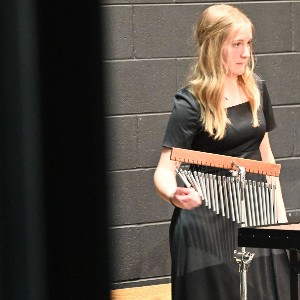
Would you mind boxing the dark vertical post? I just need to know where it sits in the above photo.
[289,249,300,300]
[0,1,47,299]
[37,0,110,299]
[0,0,110,299]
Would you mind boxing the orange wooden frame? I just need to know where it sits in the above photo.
[170,147,281,177]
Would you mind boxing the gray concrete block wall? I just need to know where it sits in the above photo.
[102,1,300,289]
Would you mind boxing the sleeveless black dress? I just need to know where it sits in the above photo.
[162,77,290,300]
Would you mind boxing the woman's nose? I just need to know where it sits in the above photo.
[241,45,250,58]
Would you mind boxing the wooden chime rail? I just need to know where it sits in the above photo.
[170,147,281,177]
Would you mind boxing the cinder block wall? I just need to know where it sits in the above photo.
[102,0,300,290]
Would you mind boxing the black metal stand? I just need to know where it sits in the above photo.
[238,222,300,300]
[234,250,255,300]
[233,166,255,300]
[290,249,300,300]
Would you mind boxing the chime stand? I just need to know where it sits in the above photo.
[232,165,255,300]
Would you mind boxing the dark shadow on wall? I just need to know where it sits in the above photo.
[0,1,110,299]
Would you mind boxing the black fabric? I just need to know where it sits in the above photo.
[163,76,290,300]
[162,77,276,156]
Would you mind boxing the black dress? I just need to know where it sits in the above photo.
[162,76,290,300]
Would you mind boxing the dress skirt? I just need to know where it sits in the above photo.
[170,205,290,300]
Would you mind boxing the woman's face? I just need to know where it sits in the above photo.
[222,23,253,78]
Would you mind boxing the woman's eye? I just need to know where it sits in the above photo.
[233,41,252,48]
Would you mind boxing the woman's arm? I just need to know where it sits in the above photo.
[259,133,288,223]
[153,147,202,210]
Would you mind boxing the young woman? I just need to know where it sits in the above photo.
[154,4,290,300]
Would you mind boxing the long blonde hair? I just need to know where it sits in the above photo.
[188,4,260,140]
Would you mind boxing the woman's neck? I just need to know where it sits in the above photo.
[223,76,247,108]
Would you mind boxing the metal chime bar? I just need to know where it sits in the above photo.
[176,169,277,227]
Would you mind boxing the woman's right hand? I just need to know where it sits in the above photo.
[154,148,203,210]
[170,187,202,210]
